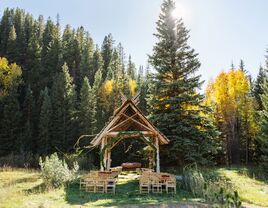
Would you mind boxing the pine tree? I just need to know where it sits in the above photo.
[26,22,42,97]
[0,86,21,156]
[254,66,267,111]
[101,34,114,80]
[38,87,52,155]
[51,63,77,152]
[40,18,61,89]
[80,32,94,81]
[147,0,218,165]
[91,46,103,85]
[21,85,35,153]
[79,77,96,135]
[127,55,136,80]
[93,68,104,131]
[257,80,268,174]
[6,25,17,62]
[0,8,14,55]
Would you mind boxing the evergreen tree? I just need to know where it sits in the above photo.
[101,34,114,80]
[26,22,42,97]
[62,25,79,80]
[254,66,267,111]
[51,63,77,152]
[79,77,97,135]
[0,86,21,156]
[21,85,35,153]
[6,25,17,62]
[0,8,14,55]
[127,55,136,80]
[147,0,218,165]
[40,18,61,89]
[91,46,103,85]
[80,32,94,81]
[239,59,245,72]
[38,87,52,155]
[257,80,268,174]
[93,68,104,131]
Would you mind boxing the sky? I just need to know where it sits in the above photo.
[1,0,268,87]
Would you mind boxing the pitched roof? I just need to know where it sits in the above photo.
[90,99,169,146]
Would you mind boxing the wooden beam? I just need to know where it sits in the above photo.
[132,91,140,105]
[106,131,154,137]
[121,113,153,132]
[120,91,127,103]
[128,103,168,144]
[108,113,137,132]
[91,103,131,146]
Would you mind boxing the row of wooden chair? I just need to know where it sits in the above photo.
[139,172,176,194]
[80,178,117,193]
[80,171,119,194]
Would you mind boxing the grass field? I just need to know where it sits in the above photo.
[0,167,267,208]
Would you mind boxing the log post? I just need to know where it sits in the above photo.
[100,137,105,171]
[155,137,160,173]
[107,149,111,170]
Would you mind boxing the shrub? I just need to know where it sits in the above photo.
[39,153,79,188]
[182,163,205,197]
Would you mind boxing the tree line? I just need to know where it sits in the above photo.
[0,1,268,172]
[0,8,148,166]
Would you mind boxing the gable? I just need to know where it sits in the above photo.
[90,100,169,146]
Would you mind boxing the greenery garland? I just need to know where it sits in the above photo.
[99,131,157,169]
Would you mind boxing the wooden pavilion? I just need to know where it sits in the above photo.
[90,93,169,173]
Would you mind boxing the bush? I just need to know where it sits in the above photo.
[39,153,79,188]
[182,163,205,197]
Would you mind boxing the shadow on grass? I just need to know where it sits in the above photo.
[64,179,193,207]
[24,182,47,194]
[2,175,39,188]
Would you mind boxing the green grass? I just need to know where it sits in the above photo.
[0,168,196,208]
[0,167,267,207]
[215,168,268,207]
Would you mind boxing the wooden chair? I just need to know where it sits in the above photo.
[151,176,163,193]
[85,178,96,193]
[106,178,116,194]
[166,177,176,194]
[95,179,105,193]
[80,178,87,191]
[139,178,150,193]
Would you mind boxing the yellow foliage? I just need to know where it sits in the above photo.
[205,69,257,136]
[102,80,114,95]
[0,57,22,96]
[129,79,137,96]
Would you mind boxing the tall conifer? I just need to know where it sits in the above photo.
[148,0,218,165]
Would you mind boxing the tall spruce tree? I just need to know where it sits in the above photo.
[257,80,268,174]
[6,25,17,62]
[80,32,94,81]
[51,63,77,152]
[38,87,52,155]
[101,34,114,80]
[148,0,218,165]
[79,77,96,135]
[21,85,35,153]
[254,66,267,111]
[40,18,61,89]
[91,46,103,85]
[0,86,21,156]
[127,55,136,80]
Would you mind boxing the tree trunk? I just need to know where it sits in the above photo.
[230,117,240,165]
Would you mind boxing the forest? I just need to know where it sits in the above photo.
[0,1,268,207]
